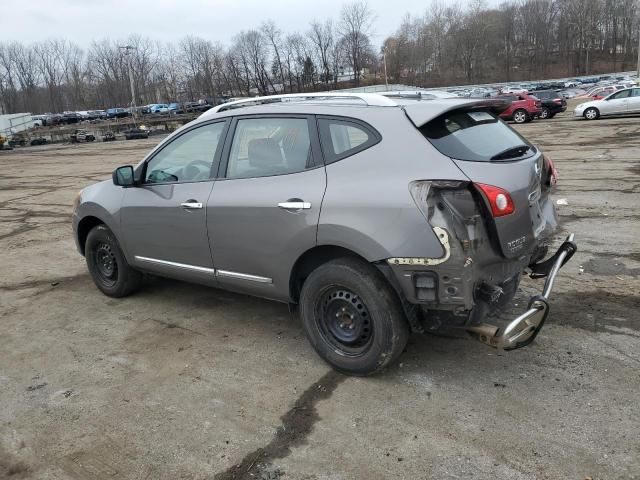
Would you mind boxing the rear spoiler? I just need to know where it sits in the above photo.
[402,99,511,128]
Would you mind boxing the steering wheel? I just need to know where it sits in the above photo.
[182,160,212,181]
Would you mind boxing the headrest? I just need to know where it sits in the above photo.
[248,138,281,169]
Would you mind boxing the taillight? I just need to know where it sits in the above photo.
[553,98,562,104]
[475,183,515,217]
[543,154,558,186]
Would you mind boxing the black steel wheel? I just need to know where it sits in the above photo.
[315,287,374,357]
[93,241,118,287]
[300,257,409,376]
[85,225,142,297]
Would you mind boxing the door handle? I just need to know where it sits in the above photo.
[180,201,203,209]
[278,201,311,210]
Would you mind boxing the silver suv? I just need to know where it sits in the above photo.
[72,93,576,375]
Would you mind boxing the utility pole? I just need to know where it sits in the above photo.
[383,46,389,91]
[637,23,640,80]
[119,45,137,121]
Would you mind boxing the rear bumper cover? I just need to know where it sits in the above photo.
[466,233,577,350]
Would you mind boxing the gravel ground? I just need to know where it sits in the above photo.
[1,113,638,480]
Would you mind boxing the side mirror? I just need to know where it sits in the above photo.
[112,165,135,187]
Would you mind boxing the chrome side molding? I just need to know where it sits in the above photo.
[216,269,273,284]
[134,256,272,284]
[135,256,216,274]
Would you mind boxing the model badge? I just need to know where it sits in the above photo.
[507,236,526,251]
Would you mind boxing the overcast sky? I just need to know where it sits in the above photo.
[4,0,495,47]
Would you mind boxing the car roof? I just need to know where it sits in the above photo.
[193,94,509,129]
[198,92,504,126]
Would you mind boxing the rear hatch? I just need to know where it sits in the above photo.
[404,103,550,259]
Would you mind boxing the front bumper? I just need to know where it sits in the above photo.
[466,233,577,350]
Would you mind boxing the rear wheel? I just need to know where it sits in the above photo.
[584,107,599,120]
[513,109,528,124]
[299,258,409,376]
[85,225,142,297]
[540,107,550,119]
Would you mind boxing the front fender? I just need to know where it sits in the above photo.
[73,181,128,258]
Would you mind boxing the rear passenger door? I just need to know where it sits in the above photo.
[206,115,325,301]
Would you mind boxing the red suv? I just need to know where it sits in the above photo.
[497,93,542,124]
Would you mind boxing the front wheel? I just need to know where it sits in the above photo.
[299,258,409,376]
[584,107,599,120]
[513,109,528,124]
[85,225,142,297]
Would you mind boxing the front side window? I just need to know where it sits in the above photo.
[632,88,640,97]
[145,122,225,184]
[318,118,379,163]
[226,117,312,179]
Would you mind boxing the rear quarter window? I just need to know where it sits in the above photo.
[317,117,381,164]
[420,110,534,162]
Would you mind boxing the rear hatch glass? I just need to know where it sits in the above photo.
[419,110,534,162]
[419,109,548,259]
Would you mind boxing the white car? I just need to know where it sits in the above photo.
[501,85,528,94]
[574,87,640,120]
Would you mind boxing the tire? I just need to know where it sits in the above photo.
[299,257,409,376]
[513,109,528,124]
[85,225,142,297]
[540,107,550,119]
[549,113,556,119]
[584,107,599,120]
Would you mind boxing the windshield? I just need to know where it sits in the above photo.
[420,110,535,162]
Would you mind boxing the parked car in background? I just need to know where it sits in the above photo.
[148,104,169,114]
[497,93,542,123]
[30,137,47,146]
[533,90,567,119]
[559,88,587,99]
[106,108,129,119]
[102,132,116,142]
[70,130,96,143]
[8,136,27,147]
[501,85,528,94]
[575,87,640,120]
[72,92,576,375]
[124,128,149,140]
[63,112,81,124]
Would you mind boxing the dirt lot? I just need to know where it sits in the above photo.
[1,113,639,480]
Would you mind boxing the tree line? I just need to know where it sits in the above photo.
[0,0,638,115]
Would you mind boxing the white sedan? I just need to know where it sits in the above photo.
[574,87,640,120]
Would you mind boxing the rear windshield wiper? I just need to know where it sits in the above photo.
[490,145,531,161]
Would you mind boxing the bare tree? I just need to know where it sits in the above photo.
[339,1,375,86]
[308,19,335,86]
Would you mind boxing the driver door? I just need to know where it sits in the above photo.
[602,89,630,115]
[120,120,228,284]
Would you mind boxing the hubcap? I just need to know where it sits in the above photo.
[315,288,373,356]
[94,242,118,286]
[515,112,526,123]
[541,109,548,118]
[586,109,596,119]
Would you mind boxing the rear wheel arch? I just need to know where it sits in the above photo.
[289,245,370,303]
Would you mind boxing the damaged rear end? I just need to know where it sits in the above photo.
[392,101,576,350]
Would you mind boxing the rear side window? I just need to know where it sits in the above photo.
[318,118,380,163]
[420,110,534,162]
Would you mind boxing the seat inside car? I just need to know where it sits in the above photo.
[247,137,284,176]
